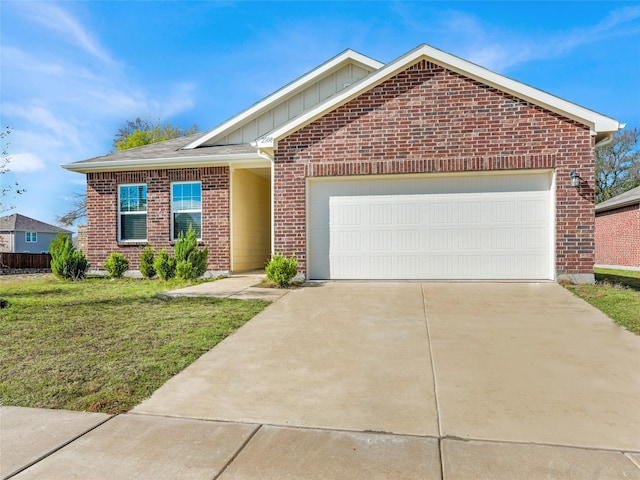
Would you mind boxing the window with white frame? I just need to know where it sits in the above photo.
[118,184,147,241]
[171,182,201,239]
[25,232,37,242]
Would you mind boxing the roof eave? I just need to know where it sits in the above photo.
[257,44,624,149]
[61,153,269,174]
[595,198,640,213]
[182,49,384,150]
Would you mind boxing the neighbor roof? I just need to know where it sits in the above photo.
[595,186,640,213]
[0,214,72,234]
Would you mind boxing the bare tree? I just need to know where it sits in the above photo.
[1,127,25,214]
[596,128,640,203]
[58,119,198,226]
[56,192,87,227]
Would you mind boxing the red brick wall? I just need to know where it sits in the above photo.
[86,167,230,271]
[274,59,596,278]
[595,204,640,268]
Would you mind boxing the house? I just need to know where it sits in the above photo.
[0,213,72,253]
[63,44,623,283]
[595,186,640,270]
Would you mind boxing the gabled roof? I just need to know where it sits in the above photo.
[255,44,623,154]
[63,44,623,174]
[183,49,383,149]
[595,186,640,213]
[0,214,72,234]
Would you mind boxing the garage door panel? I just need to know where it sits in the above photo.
[309,172,553,280]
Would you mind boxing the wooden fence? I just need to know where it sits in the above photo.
[0,253,51,269]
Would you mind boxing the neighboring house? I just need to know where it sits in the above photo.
[0,214,72,253]
[595,186,640,270]
[63,44,623,283]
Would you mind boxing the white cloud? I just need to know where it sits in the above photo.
[14,2,116,66]
[7,152,47,173]
[390,5,640,73]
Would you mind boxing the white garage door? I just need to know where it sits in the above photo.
[308,172,553,280]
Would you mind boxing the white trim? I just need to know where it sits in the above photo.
[258,44,622,150]
[61,154,269,173]
[170,181,203,241]
[550,170,558,281]
[118,183,148,243]
[183,50,383,150]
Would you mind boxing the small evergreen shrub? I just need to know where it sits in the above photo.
[265,253,298,288]
[49,234,89,280]
[103,252,129,278]
[139,246,156,279]
[153,249,176,280]
[174,226,208,280]
[175,259,198,280]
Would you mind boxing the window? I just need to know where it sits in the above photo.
[119,184,147,241]
[25,232,37,242]
[172,182,201,239]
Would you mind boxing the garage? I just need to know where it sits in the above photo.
[307,171,554,280]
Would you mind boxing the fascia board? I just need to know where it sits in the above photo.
[595,199,640,213]
[61,153,268,174]
[183,49,384,150]
[259,44,622,149]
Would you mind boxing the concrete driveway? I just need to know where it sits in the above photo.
[4,282,640,479]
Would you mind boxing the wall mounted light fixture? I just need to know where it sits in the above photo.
[569,170,581,188]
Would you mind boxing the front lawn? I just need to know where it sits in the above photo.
[0,275,269,413]
[565,268,640,335]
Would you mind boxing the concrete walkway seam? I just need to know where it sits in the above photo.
[212,424,263,480]
[3,414,115,480]
[438,435,640,457]
[128,411,440,441]
[421,284,445,480]
[626,453,640,470]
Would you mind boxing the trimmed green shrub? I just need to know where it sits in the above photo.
[174,226,208,280]
[265,253,298,288]
[153,249,176,280]
[49,234,89,280]
[103,252,129,278]
[139,246,156,279]
[175,259,198,280]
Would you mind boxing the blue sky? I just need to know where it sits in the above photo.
[2,1,639,232]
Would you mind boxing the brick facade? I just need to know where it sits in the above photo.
[86,167,229,271]
[274,60,596,278]
[595,204,640,268]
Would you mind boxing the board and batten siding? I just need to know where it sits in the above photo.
[208,63,376,146]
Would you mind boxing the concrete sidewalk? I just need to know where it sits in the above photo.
[2,282,640,479]
[160,273,289,301]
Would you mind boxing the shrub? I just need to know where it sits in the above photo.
[175,259,198,280]
[103,252,129,278]
[265,253,298,288]
[174,226,208,280]
[153,249,176,280]
[139,246,156,279]
[49,234,89,280]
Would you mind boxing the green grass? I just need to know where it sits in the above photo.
[0,275,269,414]
[565,268,640,335]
